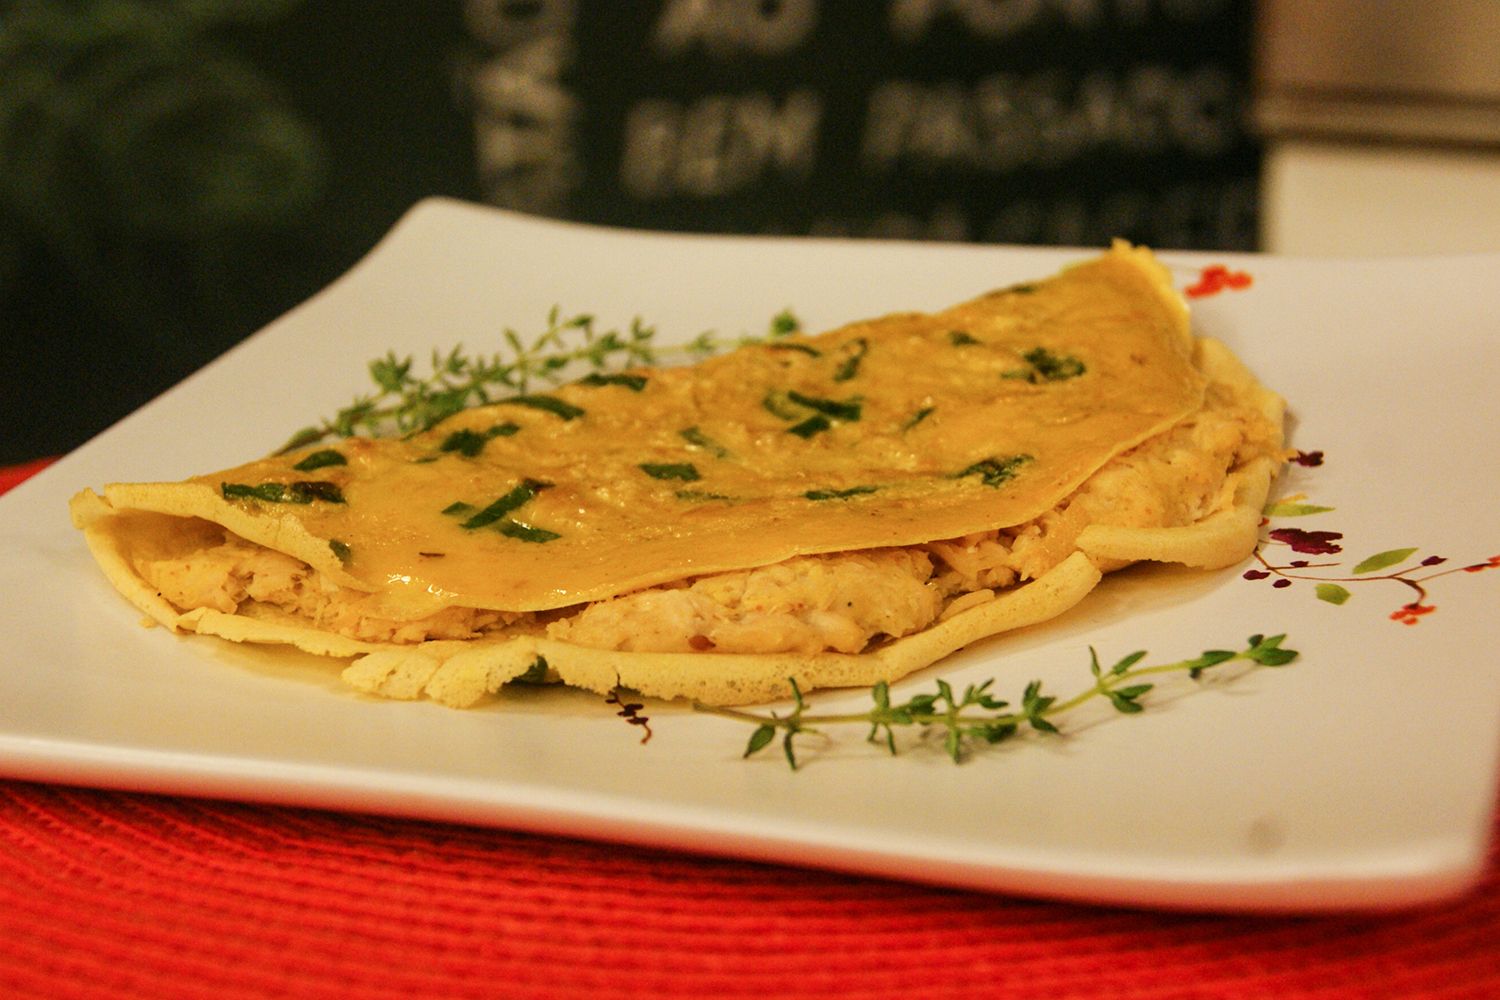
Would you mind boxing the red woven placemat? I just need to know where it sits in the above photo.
[5,460,1498,999]
[0,456,57,494]
[0,783,1496,1000]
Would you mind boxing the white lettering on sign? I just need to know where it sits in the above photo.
[981,177,1257,248]
[888,0,1228,42]
[863,65,1237,173]
[804,177,1255,249]
[465,0,576,47]
[654,0,819,56]
[889,0,1039,41]
[464,0,579,212]
[621,90,822,198]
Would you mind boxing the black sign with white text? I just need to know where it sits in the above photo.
[465,0,1260,249]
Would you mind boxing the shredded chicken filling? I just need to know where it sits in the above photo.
[136,540,520,644]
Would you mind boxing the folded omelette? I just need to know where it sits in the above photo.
[71,242,1286,707]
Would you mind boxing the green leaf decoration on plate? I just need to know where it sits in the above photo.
[1315,583,1351,605]
[1263,501,1336,517]
[1252,458,1497,624]
[1353,548,1418,575]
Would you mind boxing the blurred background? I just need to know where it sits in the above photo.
[2,0,1495,465]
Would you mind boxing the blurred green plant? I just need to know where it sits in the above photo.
[0,0,324,307]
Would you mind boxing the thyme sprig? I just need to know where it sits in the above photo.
[697,634,1297,768]
[279,306,800,452]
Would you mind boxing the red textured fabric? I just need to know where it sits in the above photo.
[0,784,1496,1000]
[4,459,1498,999]
[0,456,56,494]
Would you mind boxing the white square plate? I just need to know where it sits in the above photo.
[3,199,1497,912]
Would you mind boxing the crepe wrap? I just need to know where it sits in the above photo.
[72,242,1286,705]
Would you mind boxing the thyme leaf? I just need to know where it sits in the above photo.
[279,308,800,451]
[697,634,1298,767]
[769,309,801,336]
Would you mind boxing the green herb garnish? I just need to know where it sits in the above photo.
[292,449,347,472]
[698,634,1298,768]
[439,422,521,458]
[902,406,934,430]
[804,485,879,501]
[762,390,803,421]
[497,520,561,543]
[675,489,732,502]
[516,656,550,684]
[1004,347,1086,383]
[439,429,488,457]
[832,338,868,382]
[767,342,821,357]
[678,426,730,458]
[948,330,979,346]
[328,539,352,563]
[639,462,701,482]
[953,455,1032,488]
[221,482,285,503]
[579,372,648,391]
[504,394,585,421]
[288,482,347,504]
[769,309,801,336]
[785,391,862,421]
[788,415,831,438]
[457,479,553,530]
[221,481,345,505]
[764,390,861,435]
[279,307,799,451]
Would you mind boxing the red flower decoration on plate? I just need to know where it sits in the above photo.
[1390,604,1437,626]
[1268,528,1344,555]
